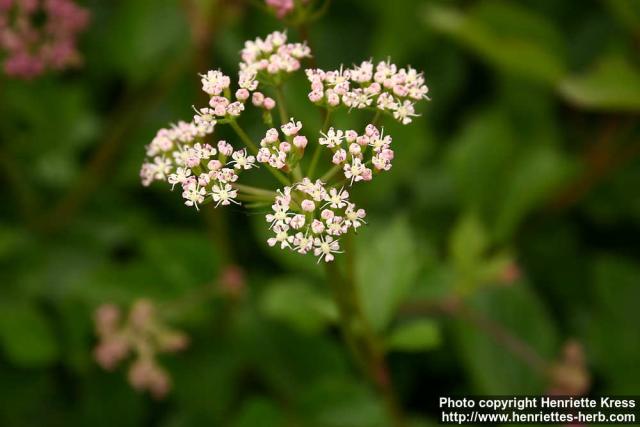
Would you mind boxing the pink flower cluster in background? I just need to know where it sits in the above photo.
[0,0,89,78]
[265,0,309,19]
[94,300,189,398]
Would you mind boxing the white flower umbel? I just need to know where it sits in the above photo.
[306,59,429,124]
[141,30,428,263]
[265,178,365,263]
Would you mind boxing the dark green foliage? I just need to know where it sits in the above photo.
[1,0,639,425]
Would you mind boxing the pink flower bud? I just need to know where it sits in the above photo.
[311,219,325,234]
[308,90,323,103]
[321,209,334,220]
[252,91,265,106]
[217,140,233,156]
[293,135,308,149]
[263,97,276,110]
[207,159,222,170]
[365,124,379,137]
[357,135,369,146]
[235,88,249,101]
[279,141,291,153]
[345,130,358,142]
[301,199,315,212]
[332,149,347,164]
[265,128,279,143]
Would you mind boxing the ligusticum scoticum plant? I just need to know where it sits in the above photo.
[140,31,429,263]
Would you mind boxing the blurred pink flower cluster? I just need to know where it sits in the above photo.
[0,0,89,78]
[94,299,189,399]
[265,0,309,19]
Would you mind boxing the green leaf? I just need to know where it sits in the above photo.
[0,302,60,367]
[449,213,489,271]
[356,216,420,332]
[454,284,558,394]
[297,376,387,427]
[424,1,566,84]
[558,55,640,111]
[586,256,640,393]
[233,397,284,427]
[90,0,189,84]
[604,0,640,34]
[387,320,441,352]
[261,278,338,334]
[448,110,515,212]
[493,145,574,241]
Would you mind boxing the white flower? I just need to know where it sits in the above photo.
[267,224,291,249]
[266,203,291,228]
[211,183,239,207]
[231,149,257,170]
[200,70,230,96]
[324,187,349,209]
[281,118,302,136]
[313,236,342,263]
[393,100,419,125]
[326,216,347,236]
[319,128,344,148]
[345,204,367,229]
[168,167,191,190]
[293,232,313,254]
[344,158,369,184]
[226,101,245,117]
[152,156,172,180]
[182,182,206,210]
[192,107,217,134]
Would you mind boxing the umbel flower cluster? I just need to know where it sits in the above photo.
[94,300,188,399]
[140,31,429,263]
[0,0,89,78]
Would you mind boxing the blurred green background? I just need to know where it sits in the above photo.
[1,0,640,425]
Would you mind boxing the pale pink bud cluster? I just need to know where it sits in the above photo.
[240,31,311,77]
[266,178,366,263]
[199,68,268,119]
[321,124,394,184]
[264,0,311,19]
[306,60,429,124]
[140,119,257,209]
[256,118,307,170]
[0,0,89,78]
[93,300,189,399]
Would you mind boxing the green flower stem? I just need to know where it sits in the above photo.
[307,110,332,179]
[292,164,304,182]
[274,85,290,125]
[236,194,274,203]
[319,164,342,183]
[325,234,406,427]
[372,110,382,126]
[232,183,277,197]
[228,120,290,186]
